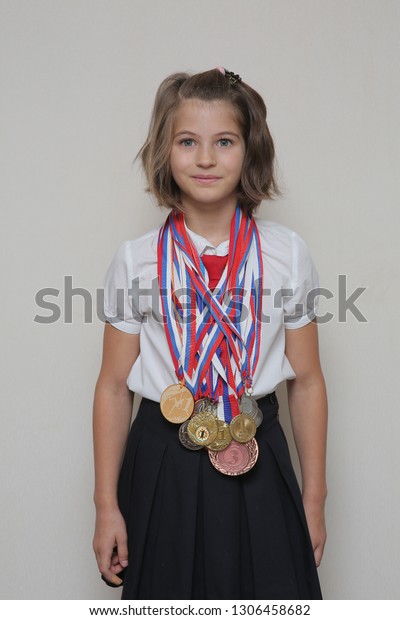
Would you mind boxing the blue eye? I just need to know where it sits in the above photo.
[180,139,195,147]
[218,138,233,147]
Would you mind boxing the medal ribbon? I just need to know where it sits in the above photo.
[157,205,263,422]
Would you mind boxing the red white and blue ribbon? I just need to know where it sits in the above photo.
[157,204,263,422]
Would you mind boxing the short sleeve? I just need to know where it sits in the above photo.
[283,233,319,329]
[103,241,143,334]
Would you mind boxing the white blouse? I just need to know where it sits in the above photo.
[103,218,319,401]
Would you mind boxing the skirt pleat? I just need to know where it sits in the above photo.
[117,394,322,600]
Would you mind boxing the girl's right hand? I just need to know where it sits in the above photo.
[93,506,129,586]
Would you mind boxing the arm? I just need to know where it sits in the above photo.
[284,320,328,567]
[92,323,140,585]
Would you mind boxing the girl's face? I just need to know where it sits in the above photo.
[170,99,245,211]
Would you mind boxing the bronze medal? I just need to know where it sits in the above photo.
[179,421,203,451]
[208,438,259,476]
[160,383,194,424]
[206,420,232,452]
[230,413,257,443]
[187,412,218,446]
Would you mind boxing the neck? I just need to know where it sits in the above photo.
[181,198,239,246]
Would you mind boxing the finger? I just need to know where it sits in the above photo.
[109,554,125,575]
[100,562,123,586]
[111,554,120,568]
[101,573,123,587]
[97,548,123,586]
[116,535,129,569]
[313,542,325,567]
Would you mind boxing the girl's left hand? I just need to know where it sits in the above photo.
[303,499,327,567]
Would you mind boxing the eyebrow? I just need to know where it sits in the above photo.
[174,131,241,138]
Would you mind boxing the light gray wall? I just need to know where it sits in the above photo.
[1,0,399,600]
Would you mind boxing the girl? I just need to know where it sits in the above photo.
[92,68,327,600]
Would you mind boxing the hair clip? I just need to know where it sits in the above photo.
[225,69,242,85]
[216,67,242,85]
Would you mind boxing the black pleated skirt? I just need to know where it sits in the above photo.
[117,393,322,600]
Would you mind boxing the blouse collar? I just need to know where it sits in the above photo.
[184,220,229,257]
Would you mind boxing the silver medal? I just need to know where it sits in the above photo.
[240,394,259,426]
[179,420,203,451]
[253,407,264,428]
[194,397,216,415]
[239,394,258,415]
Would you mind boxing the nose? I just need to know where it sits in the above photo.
[196,144,216,168]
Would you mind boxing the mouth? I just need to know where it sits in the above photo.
[191,175,221,185]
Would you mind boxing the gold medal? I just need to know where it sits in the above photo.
[187,412,218,446]
[160,383,194,424]
[230,413,257,443]
[206,420,232,452]
[208,438,259,476]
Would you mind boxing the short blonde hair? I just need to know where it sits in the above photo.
[138,69,281,214]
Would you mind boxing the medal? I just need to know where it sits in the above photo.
[187,412,218,446]
[157,205,264,474]
[253,407,264,427]
[194,397,217,414]
[239,393,258,415]
[208,438,259,476]
[179,421,204,451]
[160,384,194,423]
[206,420,232,451]
[230,413,257,443]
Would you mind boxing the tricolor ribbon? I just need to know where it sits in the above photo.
[157,205,263,422]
